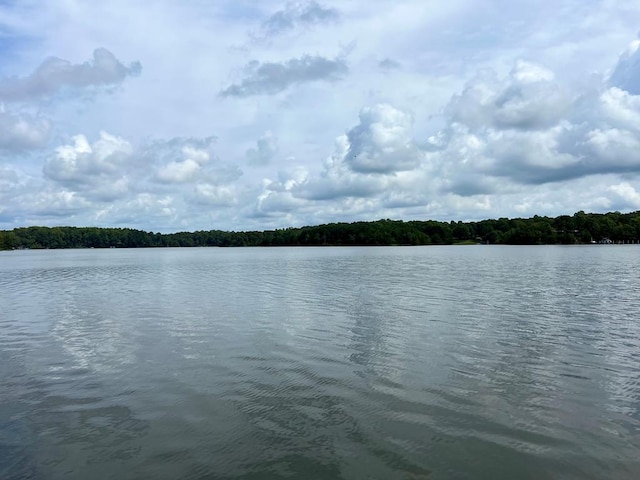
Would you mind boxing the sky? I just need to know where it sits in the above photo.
[1,0,640,232]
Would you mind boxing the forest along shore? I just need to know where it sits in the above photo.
[2,210,640,250]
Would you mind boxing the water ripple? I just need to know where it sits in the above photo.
[1,246,640,479]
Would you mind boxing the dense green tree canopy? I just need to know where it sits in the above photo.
[1,211,640,250]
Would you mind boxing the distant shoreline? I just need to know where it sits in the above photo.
[2,210,639,250]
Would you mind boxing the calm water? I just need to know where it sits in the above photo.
[1,246,639,479]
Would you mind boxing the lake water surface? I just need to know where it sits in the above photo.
[1,246,639,479]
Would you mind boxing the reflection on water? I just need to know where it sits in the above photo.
[1,246,640,479]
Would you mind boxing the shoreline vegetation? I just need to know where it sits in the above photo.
[1,210,640,250]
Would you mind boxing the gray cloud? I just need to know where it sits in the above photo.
[261,1,339,37]
[29,191,91,218]
[378,58,402,71]
[0,48,141,102]
[221,55,348,97]
[246,131,278,166]
[0,166,26,216]
[0,109,51,151]
[446,179,495,197]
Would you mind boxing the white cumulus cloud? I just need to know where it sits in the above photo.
[44,131,133,183]
[2,2,640,231]
[344,104,422,174]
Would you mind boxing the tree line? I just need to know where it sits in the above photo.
[1,210,640,250]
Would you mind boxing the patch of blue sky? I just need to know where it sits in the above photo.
[214,0,266,23]
[0,6,43,77]
[0,34,24,77]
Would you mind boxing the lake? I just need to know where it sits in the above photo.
[1,245,639,479]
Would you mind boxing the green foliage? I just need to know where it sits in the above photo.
[1,210,640,250]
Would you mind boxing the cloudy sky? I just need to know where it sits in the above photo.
[1,0,640,232]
